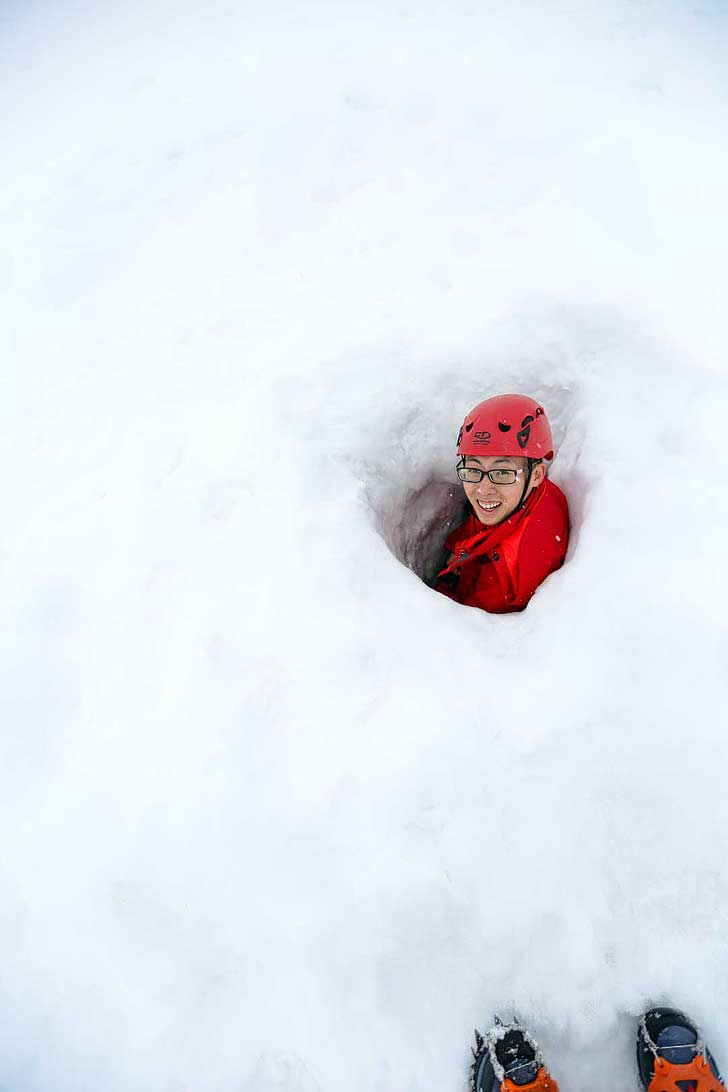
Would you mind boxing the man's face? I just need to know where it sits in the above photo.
[460,455,545,526]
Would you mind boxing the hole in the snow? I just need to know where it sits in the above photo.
[361,380,583,593]
[377,477,468,586]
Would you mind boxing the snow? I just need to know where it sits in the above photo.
[2,1,728,1089]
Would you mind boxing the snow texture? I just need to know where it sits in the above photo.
[2,2,728,1090]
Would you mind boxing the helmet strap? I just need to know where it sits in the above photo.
[514,458,535,513]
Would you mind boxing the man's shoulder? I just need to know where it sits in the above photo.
[542,478,568,510]
[532,479,569,527]
[518,479,569,556]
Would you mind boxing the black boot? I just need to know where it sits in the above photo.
[636,1007,723,1092]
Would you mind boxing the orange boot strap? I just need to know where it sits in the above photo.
[648,1054,727,1092]
[503,1067,560,1092]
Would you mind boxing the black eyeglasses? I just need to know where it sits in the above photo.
[457,466,522,485]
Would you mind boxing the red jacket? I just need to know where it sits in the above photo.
[435,479,569,614]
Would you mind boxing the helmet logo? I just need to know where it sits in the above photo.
[498,421,511,433]
[474,430,491,445]
[517,414,534,449]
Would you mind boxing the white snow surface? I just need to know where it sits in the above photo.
[2,2,728,1090]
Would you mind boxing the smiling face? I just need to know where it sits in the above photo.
[461,455,545,526]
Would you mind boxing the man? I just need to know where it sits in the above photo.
[436,393,569,613]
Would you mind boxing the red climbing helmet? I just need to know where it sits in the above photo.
[456,393,554,461]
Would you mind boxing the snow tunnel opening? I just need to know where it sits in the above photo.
[361,378,584,591]
[375,474,469,587]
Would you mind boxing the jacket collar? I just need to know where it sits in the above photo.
[438,480,547,576]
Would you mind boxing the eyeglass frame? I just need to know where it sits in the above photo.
[456,465,524,485]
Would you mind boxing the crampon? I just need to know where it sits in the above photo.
[637,1008,726,1092]
[470,1017,559,1092]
